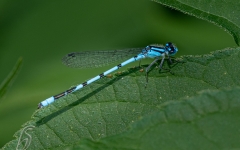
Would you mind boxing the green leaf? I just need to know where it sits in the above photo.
[153,0,240,45]
[2,48,240,150]
[64,86,240,150]
[0,57,23,99]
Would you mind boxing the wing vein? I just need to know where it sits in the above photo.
[62,48,143,68]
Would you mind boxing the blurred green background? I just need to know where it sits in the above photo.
[0,0,235,147]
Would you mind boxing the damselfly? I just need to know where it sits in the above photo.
[38,42,178,108]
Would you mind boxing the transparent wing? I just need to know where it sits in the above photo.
[62,48,143,68]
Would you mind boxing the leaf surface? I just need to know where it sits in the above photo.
[66,87,240,150]
[2,48,240,149]
[153,0,240,45]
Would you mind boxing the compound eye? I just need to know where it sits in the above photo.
[166,42,172,47]
[145,46,151,50]
[166,42,176,54]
